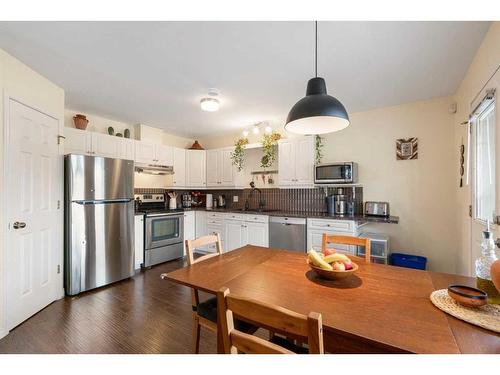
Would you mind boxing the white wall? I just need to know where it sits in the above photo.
[0,48,65,338]
[453,22,500,276]
[201,97,457,273]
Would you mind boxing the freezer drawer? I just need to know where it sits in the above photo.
[65,200,135,295]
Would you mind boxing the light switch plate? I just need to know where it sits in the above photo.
[233,196,238,203]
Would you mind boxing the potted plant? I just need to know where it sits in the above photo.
[261,131,281,169]
[230,137,249,171]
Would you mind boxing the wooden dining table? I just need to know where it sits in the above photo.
[164,245,500,354]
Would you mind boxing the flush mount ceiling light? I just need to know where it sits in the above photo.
[200,88,220,112]
[285,21,350,135]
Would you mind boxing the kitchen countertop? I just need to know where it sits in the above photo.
[182,207,399,224]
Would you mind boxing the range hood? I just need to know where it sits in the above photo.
[134,163,174,176]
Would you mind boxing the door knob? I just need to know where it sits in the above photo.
[13,221,26,229]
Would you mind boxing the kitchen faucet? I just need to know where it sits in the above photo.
[246,181,265,211]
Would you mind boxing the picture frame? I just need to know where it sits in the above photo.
[396,138,418,160]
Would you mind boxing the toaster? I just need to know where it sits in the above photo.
[365,201,390,217]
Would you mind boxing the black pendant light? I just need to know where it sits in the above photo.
[285,21,350,135]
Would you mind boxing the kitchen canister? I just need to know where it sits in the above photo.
[206,194,213,209]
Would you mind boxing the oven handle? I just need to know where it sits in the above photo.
[145,212,185,218]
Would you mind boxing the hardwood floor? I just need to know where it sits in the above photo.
[0,258,221,354]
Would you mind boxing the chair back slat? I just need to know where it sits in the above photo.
[226,295,309,337]
[322,234,371,263]
[217,287,324,354]
[185,233,223,266]
[231,330,294,354]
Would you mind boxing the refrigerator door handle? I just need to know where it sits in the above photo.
[73,198,134,205]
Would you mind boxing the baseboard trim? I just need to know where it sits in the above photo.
[0,327,8,340]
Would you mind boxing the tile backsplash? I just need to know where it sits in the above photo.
[135,187,363,214]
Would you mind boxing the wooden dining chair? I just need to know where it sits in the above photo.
[162,233,254,353]
[184,234,223,353]
[216,287,324,354]
[322,234,371,263]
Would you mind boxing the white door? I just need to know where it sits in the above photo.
[6,99,62,330]
[156,144,173,166]
[172,147,186,187]
[278,139,296,186]
[63,127,91,155]
[206,149,219,186]
[91,132,122,158]
[135,141,156,164]
[470,73,500,275]
[246,222,268,247]
[220,149,235,187]
[186,150,206,187]
[295,137,314,186]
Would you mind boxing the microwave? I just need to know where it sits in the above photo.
[314,162,358,184]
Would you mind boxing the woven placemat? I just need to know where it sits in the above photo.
[430,289,500,333]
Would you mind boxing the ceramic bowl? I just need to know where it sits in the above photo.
[447,285,487,308]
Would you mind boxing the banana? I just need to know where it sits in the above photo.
[324,253,351,264]
[308,250,333,270]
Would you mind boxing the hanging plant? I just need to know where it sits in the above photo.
[230,137,249,171]
[261,131,281,169]
[315,135,324,165]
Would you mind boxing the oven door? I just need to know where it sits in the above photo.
[315,163,352,183]
[145,214,184,249]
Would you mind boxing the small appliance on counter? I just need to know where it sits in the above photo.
[326,187,356,216]
[217,194,226,208]
[182,193,192,208]
[191,191,205,207]
[365,201,390,217]
[206,193,213,209]
[315,162,358,184]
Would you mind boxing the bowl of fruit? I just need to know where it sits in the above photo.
[307,249,358,280]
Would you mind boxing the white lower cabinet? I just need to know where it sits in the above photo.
[224,220,246,251]
[134,215,144,269]
[224,214,269,251]
[307,218,358,254]
[246,221,269,247]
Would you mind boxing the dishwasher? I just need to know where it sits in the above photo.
[269,216,307,253]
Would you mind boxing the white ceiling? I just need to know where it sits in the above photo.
[0,21,490,138]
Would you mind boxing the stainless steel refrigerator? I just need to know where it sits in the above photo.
[64,154,135,295]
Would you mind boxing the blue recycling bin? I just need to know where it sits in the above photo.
[390,253,427,270]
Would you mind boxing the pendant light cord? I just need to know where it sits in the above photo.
[315,21,318,78]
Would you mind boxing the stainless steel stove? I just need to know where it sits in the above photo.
[135,193,184,267]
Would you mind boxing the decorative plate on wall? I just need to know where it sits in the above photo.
[396,138,418,160]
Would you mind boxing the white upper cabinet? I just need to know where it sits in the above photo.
[64,127,92,155]
[206,147,242,188]
[186,149,206,188]
[156,144,174,166]
[172,147,186,188]
[135,141,173,165]
[64,127,134,161]
[278,136,314,188]
[91,132,122,158]
[221,148,236,186]
[206,149,220,187]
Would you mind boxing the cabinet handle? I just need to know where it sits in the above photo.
[13,221,26,229]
